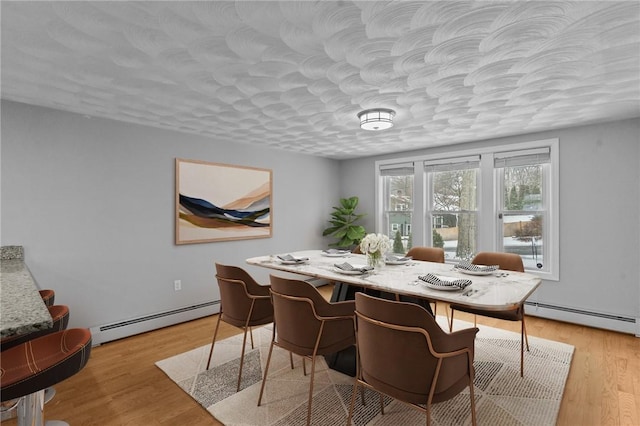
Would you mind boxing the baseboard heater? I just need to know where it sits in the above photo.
[90,300,220,346]
[524,301,639,336]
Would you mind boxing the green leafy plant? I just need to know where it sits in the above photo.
[322,196,366,248]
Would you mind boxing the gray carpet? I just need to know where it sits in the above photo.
[156,318,574,425]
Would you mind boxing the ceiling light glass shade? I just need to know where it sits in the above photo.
[357,108,396,131]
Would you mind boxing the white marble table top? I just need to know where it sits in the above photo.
[1,260,53,338]
[247,250,541,311]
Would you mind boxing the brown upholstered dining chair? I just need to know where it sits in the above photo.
[348,293,478,426]
[406,246,445,263]
[258,275,356,426]
[1,305,70,352]
[449,251,529,377]
[206,263,274,392]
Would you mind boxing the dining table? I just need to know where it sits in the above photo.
[246,249,541,311]
[247,249,542,376]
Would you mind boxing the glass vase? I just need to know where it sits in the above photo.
[366,251,382,269]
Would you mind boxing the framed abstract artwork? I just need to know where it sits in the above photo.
[175,158,272,244]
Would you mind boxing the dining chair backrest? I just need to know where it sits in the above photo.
[214,263,272,328]
[269,275,355,357]
[354,293,476,404]
[472,252,524,272]
[406,247,445,263]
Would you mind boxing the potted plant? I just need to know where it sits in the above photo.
[322,196,366,249]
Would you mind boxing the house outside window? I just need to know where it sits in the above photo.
[380,163,414,253]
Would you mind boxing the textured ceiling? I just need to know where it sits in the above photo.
[2,1,639,159]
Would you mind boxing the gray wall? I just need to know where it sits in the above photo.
[1,100,340,330]
[3,100,638,334]
[340,118,640,332]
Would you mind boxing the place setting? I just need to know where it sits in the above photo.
[332,262,374,275]
[417,273,473,292]
[384,254,412,265]
[321,248,352,257]
[274,254,309,265]
[452,260,499,276]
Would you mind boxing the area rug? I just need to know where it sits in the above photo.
[156,318,574,425]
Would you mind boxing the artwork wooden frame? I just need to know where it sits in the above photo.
[175,158,272,244]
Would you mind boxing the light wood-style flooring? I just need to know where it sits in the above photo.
[3,284,639,425]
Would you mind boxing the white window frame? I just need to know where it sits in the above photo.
[375,138,559,280]
[425,156,480,259]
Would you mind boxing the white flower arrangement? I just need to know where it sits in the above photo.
[359,233,392,256]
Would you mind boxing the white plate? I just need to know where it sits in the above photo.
[423,282,463,291]
[455,267,494,276]
[279,259,308,265]
[322,252,351,257]
[333,265,369,275]
[385,259,410,265]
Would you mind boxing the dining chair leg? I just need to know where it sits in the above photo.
[468,359,477,426]
[206,311,223,369]
[347,381,359,426]
[520,333,524,378]
[302,357,307,376]
[379,393,384,414]
[448,308,455,332]
[235,301,258,391]
[289,351,294,369]
[305,356,317,426]
[257,340,275,406]
[249,326,255,349]
[236,326,251,391]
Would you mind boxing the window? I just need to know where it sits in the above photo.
[380,163,414,253]
[495,148,550,272]
[375,139,559,279]
[425,156,480,261]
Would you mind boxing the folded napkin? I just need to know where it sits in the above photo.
[419,273,472,289]
[385,254,412,262]
[454,261,498,272]
[277,254,309,262]
[323,249,350,254]
[334,262,374,273]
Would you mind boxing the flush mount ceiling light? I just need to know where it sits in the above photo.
[357,108,396,131]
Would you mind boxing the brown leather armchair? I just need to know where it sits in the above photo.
[348,293,478,426]
[449,251,529,376]
[206,263,274,392]
[258,274,356,426]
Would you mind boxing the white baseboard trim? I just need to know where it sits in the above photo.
[90,301,220,346]
[525,301,638,336]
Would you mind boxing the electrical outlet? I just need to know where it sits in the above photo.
[174,280,182,291]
